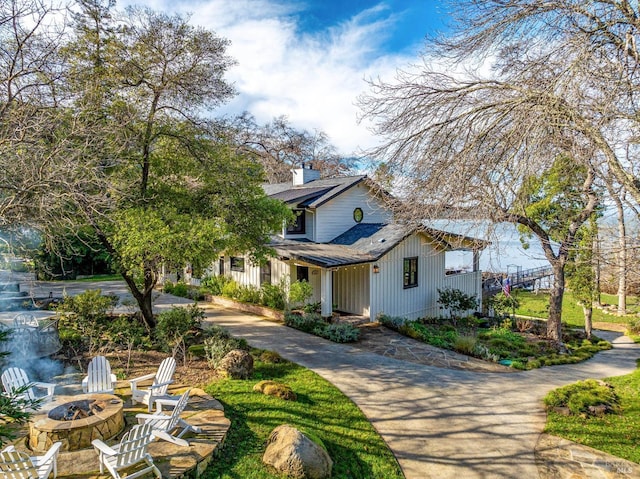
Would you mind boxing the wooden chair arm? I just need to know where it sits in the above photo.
[41,441,62,463]
[129,372,157,388]
[91,439,117,456]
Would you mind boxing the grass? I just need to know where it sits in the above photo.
[203,353,404,479]
[61,274,122,282]
[513,290,634,328]
[544,360,640,463]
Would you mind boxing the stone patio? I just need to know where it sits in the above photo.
[10,383,230,478]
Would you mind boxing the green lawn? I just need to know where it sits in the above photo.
[544,360,640,463]
[513,290,634,328]
[203,354,404,479]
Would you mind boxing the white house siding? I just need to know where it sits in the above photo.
[443,271,482,314]
[369,235,446,321]
[314,183,391,243]
[214,256,290,289]
[333,264,370,316]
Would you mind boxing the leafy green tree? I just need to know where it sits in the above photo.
[60,3,289,329]
[566,217,599,339]
[514,156,600,343]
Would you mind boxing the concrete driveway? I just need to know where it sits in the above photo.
[202,305,640,479]
[4,277,638,478]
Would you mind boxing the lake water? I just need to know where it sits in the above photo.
[434,221,550,274]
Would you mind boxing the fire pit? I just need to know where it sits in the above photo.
[29,393,124,452]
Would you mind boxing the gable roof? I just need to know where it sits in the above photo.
[263,175,366,208]
[270,222,488,269]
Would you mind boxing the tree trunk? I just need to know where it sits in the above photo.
[593,233,602,307]
[547,263,565,344]
[582,304,592,340]
[613,193,627,314]
[121,269,157,330]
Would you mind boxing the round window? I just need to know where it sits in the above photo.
[353,207,363,223]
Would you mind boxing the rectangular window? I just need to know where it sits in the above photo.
[230,256,245,272]
[260,261,272,285]
[403,257,418,289]
[296,265,309,283]
[286,209,306,234]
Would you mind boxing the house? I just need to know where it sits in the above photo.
[212,167,485,321]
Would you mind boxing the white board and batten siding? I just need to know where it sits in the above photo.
[314,183,391,243]
[443,271,483,315]
[369,235,446,321]
[219,256,290,289]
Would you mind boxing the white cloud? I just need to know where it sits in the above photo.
[120,0,418,155]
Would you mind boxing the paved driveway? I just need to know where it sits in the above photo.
[5,278,638,478]
[202,305,640,479]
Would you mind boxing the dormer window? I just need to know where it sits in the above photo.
[287,209,306,234]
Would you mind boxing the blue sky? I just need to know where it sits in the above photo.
[122,0,450,154]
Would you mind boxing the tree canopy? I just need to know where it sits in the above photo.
[0,0,291,328]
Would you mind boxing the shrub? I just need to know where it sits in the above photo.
[155,304,203,365]
[378,314,407,330]
[260,283,286,310]
[202,325,249,368]
[544,379,620,416]
[321,323,360,343]
[627,317,640,335]
[221,279,239,298]
[236,285,261,304]
[56,289,116,353]
[200,275,233,296]
[437,287,478,321]
[289,280,313,308]
[284,311,323,333]
[303,301,322,314]
[489,292,520,317]
[454,335,477,355]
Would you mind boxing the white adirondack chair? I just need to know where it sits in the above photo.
[1,367,55,408]
[135,389,201,447]
[129,357,178,412]
[82,356,117,394]
[0,442,62,479]
[92,423,161,479]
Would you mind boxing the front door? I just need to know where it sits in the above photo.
[219,256,225,276]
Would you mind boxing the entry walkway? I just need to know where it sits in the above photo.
[202,304,640,479]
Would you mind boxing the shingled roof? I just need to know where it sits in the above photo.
[263,176,366,208]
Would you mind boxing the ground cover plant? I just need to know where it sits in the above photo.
[284,311,360,343]
[378,314,611,369]
[544,360,640,463]
[204,353,404,479]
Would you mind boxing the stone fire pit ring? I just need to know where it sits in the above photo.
[29,393,124,452]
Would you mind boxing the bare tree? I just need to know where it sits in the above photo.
[357,3,614,343]
[227,113,354,183]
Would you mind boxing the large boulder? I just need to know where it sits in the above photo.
[217,349,253,379]
[263,424,332,479]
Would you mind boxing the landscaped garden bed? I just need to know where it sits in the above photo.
[378,314,611,370]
